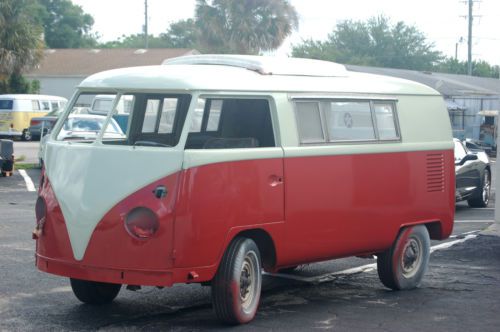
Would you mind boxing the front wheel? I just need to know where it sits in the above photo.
[70,278,121,304]
[377,225,430,290]
[21,129,32,141]
[212,237,262,324]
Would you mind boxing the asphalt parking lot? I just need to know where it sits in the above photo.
[1,148,499,331]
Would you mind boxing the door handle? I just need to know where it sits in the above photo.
[153,185,168,199]
[269,175,283,187]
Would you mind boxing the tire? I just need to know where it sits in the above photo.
[21,129,32,141]
[468,169,490,208]
[377,225,430,290]
[70,278,121,305]
[212,237,262,324]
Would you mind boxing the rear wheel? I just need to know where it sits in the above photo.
[212,237,262,324]
[70,278,121,304]
[377,225,430,290]
[468,169,490,208]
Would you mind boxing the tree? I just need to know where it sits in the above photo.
[39,0,97,48]
[436,57,500,78]
[0,0,44,93]
[195,0,298,54]
[101,19,198,49]
[292,16,442,71]
[159,19,197,49]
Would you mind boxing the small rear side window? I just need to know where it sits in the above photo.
[0,100,13,110]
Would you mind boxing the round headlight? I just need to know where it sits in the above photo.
[124,207,159,239]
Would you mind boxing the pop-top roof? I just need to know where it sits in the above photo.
[162,54,348,77]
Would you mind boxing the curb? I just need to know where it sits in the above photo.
[481,222,500,237]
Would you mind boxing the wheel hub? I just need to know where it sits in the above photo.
[240,258,255,308]
[401,237,422,278]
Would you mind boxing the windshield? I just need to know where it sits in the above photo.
[0,99,13,110]
[54,91,190,146]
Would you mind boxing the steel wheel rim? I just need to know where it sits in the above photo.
[400,236,423,278]
[482,172,490,204]
[240,251,257,311]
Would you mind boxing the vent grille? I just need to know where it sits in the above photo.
[426,153,445,192]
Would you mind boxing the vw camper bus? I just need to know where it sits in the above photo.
[0,94,67,140]
[34,55,455,324]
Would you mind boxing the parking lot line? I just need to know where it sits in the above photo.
[18,170,36,192]
[454,219,495,223]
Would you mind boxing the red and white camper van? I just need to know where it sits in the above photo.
[34,55,455,324]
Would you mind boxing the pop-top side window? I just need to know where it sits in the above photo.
[295,99,400,144]
[185,98,275,149]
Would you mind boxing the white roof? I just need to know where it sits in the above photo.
[163,54,349,77]
[0,94,67,100]
[79,55,440,96]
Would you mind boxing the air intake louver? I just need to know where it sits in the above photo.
[426,153,445,192]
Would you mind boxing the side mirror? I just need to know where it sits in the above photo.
[457,153,478,165]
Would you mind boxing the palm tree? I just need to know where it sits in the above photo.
[195,0,299,54]
[0,0,44,83]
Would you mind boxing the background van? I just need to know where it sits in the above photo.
[0,94,67,140]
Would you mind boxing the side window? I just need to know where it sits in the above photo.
[51,102,59,112]
[41,101,50,111]
[374,103,399,140]
[206,100,222,131]
[189,99,205,133]
[158,98,178,134]
[186,98,275,149]
[326,101,375,141]
[295,99,400,144]
[295,102,324,143]
[141,99,161,133]
[31,100,40,111]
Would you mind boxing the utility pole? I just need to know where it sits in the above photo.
[467,0,473,75]
[144,0,149,49]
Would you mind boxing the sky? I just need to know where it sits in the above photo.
[72,0,500,66]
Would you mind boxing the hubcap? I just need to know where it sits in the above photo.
[482,172,490,204]
[240,253,256,310]
[401,237,422,278]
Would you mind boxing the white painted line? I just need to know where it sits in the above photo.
[455,219,494,223]
[449,230,481,238]
[267,232,479,284]
[430,234,477,252]
[18,169,36,192]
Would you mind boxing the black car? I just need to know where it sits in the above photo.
[454,138,491,207]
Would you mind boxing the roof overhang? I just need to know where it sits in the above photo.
[478,110,500,117]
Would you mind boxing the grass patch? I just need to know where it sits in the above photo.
[15,163,39,170]
[14,155,26,162]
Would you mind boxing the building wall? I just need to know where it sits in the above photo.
[26,76,86,100]
[451,96,500,147]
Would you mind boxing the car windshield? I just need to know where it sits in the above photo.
[64,117,103,132]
